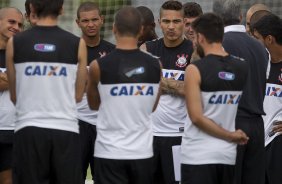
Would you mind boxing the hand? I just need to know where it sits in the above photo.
[272,121,282,134]
[0,72,8,82]
[230,129,249,145]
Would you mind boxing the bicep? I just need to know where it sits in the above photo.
[185,64,202,122]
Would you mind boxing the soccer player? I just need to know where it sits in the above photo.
[140,1,193,183]
[252,14,282,184]
[183,2,203,41]
[245,3,270,35]
[87,6,161,184]
[181,12,249,184]
[136,6,158,47]
[0,7,23,184]
[76,2,115,183]
[6,0,87,183]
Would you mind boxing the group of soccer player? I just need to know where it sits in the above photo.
[0,0,281,184]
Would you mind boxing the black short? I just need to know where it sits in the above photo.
[235,116,265,184]
[79,120,97,181]
[0,130,14,172]
[13,127,81,184]
[152,136,182,184]
[94,157,153,184]
[181,164,235,184]
[265,135,282,184]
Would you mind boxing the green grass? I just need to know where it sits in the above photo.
[86,166,92,179]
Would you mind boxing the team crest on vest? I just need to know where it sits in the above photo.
[176,54,188,68]
[99,51,107,58]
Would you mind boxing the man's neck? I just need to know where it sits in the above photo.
[83,35,100,47]
[0,37,7,50]
[36,16,58,26]
[270,46,282,63]
[204,43,228,57]
[116,37,138,50]
[163,36,184,48]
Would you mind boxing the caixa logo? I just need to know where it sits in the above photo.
[25,65,67,76]
[209,94,241,104]
[266,86,282,97]
[110,85,154,96]
[34,44,56,52]
[162,70,184,81]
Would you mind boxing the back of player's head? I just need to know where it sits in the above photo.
[213,0,241,26]
[183,2,203,18]
[192,13,224,43]
[249,10,272,34]
[30,0,63,18]
[77,2,101,19]
[160,1,183,17]
[136,6,154,26]
[25,0,31,16]
[253,14,282,45]
[114,6,142,37]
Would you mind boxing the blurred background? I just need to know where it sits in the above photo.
[1,0,281,43]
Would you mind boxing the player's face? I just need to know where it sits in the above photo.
[252,30,270,49]
[77,10,103,38]
[0,9,23,41]
[184,17,197,41]
[159,10,184,42]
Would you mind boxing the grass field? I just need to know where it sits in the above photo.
[86,166,92,179]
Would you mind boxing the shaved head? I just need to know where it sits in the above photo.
[0,7,23,19]
[246,3,270,34]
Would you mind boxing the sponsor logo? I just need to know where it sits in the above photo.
[110,85,154,96]
[125,67,145,78]
[34,44,56,52]
[25,65,67,76]
[162,71,184,81]
[266,86,282,97]
[176,54,189,68]
[208,94,241,104]
[218,72,235,81]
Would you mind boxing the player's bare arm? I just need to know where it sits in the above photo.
[87,59,100,110]
[5,37,16,104]
[185,64,249,145]
[76,38,88,103]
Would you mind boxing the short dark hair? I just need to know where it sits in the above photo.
[160,0,183,17]
[114,6,142,37]
[136,6,154,26]
[183,2,203,18]
[253,14,282,45]
[77,2,101,19]
[249,10,272,34]
[25,0,31,16]
[213,0,241,26]
[192,13,224,43]
[30,0,63,18]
